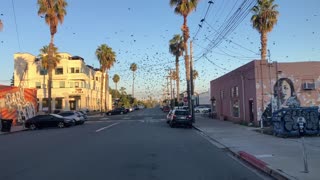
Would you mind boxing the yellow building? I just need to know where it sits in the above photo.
[13,52,112,112]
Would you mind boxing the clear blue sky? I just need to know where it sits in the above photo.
[0,0,319,99]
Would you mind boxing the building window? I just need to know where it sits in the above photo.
[232,99,240,118]
[75,82,79,88]
[220,90,224,99]
[231,86,239,98]
[70,67,75,73]
[70,82,74,88]
[96,77,99,81]
[55,67,63,75]
[55,98,63,109]
[35,82,41,89]
[60,81,65,88]
[42,98,49,108]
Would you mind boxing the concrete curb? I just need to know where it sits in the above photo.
[192,124,291,180]
[0,128,28,136]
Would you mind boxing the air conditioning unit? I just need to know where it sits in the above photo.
[302,82,315,90]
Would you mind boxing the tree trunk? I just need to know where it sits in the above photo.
[48,35,54,113]
[105,72,108,111]
[175,55,180,103]
[261,31,268,61]
[182,15,191,111]
[132,72,135,98]
[100,72,104,112]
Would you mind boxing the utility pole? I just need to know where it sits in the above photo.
[190,41,195,123]
[169,69,173,108]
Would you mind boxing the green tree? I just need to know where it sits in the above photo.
[38,45,61,101]
[251,0,279,60]
[112,74,120,91]
[38,45,61,70]
[95,44,116,112]
[170,0,199,108]
[130,63,137,98]
[169,34,184,103]
[10,73,14,86]
[119,87,127,95]
[37,0,68,113]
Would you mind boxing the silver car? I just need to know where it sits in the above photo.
[58,111,84,125]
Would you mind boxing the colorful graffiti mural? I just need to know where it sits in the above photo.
[262,78,301,124]
[0,85,37,125]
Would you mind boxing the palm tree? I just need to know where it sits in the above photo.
[38,45,61,70]
[37,0,68,113]
[169,34,184,103]
[170,0,199,108]
[95,44,116,112]
[38,45,61,104]
[119,87,126,95]
[130,63,137,98]
[251,0,279,60]
[192,69,198,93]
[112,74,120,91]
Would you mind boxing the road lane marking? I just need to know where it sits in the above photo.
[95,122,120,132]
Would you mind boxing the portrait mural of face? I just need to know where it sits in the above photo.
[262,78,300,126]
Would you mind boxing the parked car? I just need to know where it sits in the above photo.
[194,106,211,113]
[106,108,127,116]
[25,114,74,130]
[58,111,84,125]
[77,111,88,120]
[168,109,192,128]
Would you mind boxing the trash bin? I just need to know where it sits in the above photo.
[1,119,13,132]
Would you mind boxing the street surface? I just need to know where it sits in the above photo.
[0,108,270,180]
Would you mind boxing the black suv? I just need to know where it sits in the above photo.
[168,109,192,128]
[106,107,127,116]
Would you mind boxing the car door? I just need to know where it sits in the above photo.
[38,115,50,128]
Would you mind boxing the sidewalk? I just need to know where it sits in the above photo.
[193,115,320,180]
[0,125,27,135]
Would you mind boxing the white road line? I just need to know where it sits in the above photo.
[95,122,120,132]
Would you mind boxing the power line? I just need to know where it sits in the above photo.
[11,0,21,51]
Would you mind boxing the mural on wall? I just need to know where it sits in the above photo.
[0,86,37,125]
[262,78,301,124]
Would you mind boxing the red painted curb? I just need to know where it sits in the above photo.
[238,151,268,171]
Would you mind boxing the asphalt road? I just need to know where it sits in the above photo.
[0,108,269,180]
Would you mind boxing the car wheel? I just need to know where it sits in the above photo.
[169,122,174,128]
[30,124,37,130]
[196,110,200,113]
[120,112,123,115]
[58,122,64,128]
[109,113,112,116]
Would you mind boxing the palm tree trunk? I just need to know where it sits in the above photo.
[48,35,54,113]
[182,15,191,110]
[100,72,104,112]
[132,72,135,98]
[105,72,108,111]
[175,55,180,103]
[261,31,267,61]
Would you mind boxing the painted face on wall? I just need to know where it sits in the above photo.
[281,80,291,100]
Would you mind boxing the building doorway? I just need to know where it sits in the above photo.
[249,99,254,123]
[69,100,76,110]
